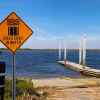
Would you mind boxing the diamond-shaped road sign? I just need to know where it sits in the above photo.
[0,12,33,54]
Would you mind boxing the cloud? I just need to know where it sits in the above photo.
[21,26,80,49]
[32,25,61,40]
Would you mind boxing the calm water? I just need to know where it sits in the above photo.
[0,49,100,78]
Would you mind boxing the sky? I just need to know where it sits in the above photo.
[0,0,100,49]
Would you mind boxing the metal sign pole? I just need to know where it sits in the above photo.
[12,54,16,100]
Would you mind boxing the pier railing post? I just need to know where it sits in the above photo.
[83,37,86,67]
[58,42,61,61]
[79,36,86,68]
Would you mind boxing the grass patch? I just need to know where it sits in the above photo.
[4,78,48,100]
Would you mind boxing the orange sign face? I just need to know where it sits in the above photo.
[0,12,33,54]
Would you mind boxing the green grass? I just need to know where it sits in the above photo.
[4,78,48,100]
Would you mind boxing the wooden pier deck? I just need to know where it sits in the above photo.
[58,61,100,77]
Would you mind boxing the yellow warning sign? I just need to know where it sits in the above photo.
[0,12,33,53]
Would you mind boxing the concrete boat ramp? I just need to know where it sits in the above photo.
[58,61,100,77]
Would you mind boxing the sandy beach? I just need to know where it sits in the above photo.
[32,77,100,100]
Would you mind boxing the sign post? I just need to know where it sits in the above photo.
[0,12,33,100]
[12,54,16,100]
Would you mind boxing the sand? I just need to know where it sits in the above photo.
[32,77,100,100]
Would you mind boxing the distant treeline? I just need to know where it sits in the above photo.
[0,48,100,51]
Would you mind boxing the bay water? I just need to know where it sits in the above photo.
[0,49,100,78]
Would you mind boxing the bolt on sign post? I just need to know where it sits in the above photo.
[0,12,33,100]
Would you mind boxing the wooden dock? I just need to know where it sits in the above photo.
[58,61,100,77]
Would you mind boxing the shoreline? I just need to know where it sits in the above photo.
[6,73,100,80]
[6,75,100,87]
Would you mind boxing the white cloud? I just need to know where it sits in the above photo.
[0,24,100,49]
